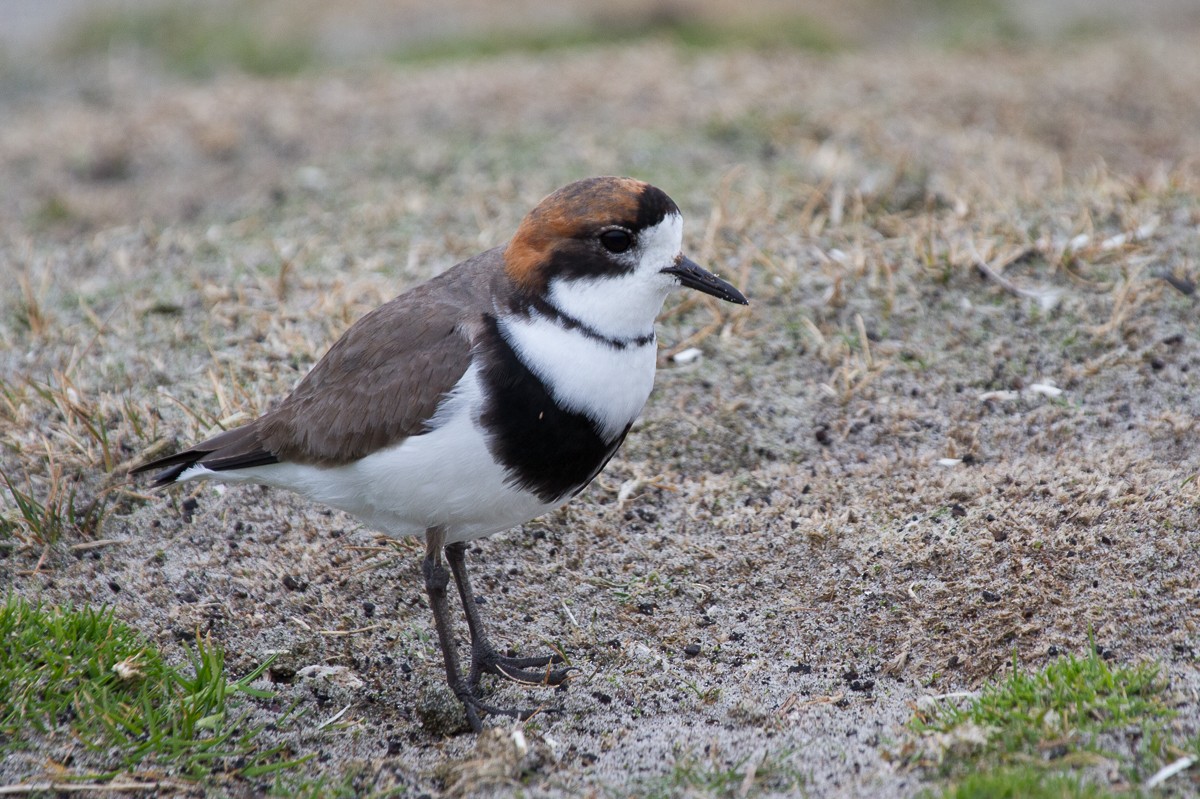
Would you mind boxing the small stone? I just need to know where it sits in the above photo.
[415,684,470,736]
[296,165,328,191]
[268,664,296,684]
[282,574,307,592]
[683,643,701,658]
[296,665,364,690]
[982,590,1001,602]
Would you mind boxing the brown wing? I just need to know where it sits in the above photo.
[132,249,503,484]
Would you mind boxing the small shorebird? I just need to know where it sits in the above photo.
[134,176,748,730]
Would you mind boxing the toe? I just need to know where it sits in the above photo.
[491,662,575,686]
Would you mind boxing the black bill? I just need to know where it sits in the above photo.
[662,256,749,305]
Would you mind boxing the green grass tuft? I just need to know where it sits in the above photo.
[0,595,307,780]
[912,647,1175,783]
[927,766,1126,798]
[0,466,106,546]
[30,195,76,230]
[915,650,1170,752]
[634,747,804,798]
[393,13,840,65]
[914,0,1025,47]
[60,3,316,78]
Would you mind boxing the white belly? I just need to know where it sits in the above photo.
[179,366,560,544]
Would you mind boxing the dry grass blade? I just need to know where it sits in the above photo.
[13,273,51,338]
[1088,260,1163,338]
[971,244,1061,311]
[0,782,188,795]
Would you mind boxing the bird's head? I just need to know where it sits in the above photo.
[505,177,748,340]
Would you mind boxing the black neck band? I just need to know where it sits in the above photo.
[524,295,655,350]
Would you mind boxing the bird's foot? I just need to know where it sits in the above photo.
[471,645,573,688]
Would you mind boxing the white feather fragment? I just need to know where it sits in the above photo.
[1145,756,1195,789]
[671,347,704,364]
[1029,382,1063,398]
[510,727,529,757]
[316,704,352,731]
[916,691,980,711]
[980,383,1064,403]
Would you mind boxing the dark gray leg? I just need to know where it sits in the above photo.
[422,529,554,731]
[444,541,571,689]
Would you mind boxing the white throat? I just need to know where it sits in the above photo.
[545,212,683,342]
[498,314,658,441]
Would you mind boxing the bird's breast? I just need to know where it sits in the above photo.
[496,313,656,440]
[474,313,656,503]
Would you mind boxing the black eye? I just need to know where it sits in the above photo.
[599,229,633,254]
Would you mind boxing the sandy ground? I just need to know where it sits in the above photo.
[2,4,1199,797]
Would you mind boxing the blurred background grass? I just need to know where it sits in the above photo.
[2,3,1199,797]
[2,0,1198,81]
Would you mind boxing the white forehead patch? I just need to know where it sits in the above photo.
[636,212,683,274]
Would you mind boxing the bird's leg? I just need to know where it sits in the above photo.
[422,529,549,731]
[444,541,571,690]
[422,527,480,731]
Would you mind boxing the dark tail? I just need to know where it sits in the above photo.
[130,423,279,487]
